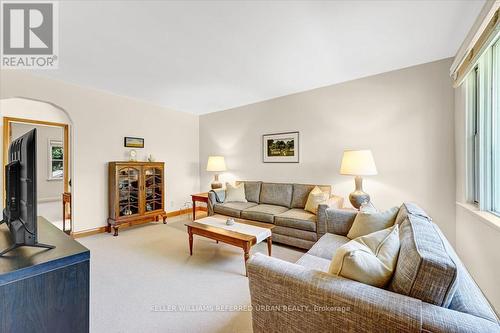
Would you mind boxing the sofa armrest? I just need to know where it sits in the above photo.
[207,189,225,215]
[323,207,357,236]
[421,302,500,333]
[316,195,344,236]
[247,253,422,333]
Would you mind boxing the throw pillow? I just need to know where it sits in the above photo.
[304,186,329,214]
[329,225,400,287]
[347,206,398,239]
[225,183,247,202]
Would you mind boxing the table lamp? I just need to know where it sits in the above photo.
[206,156,226,189]
[340,150,377,209]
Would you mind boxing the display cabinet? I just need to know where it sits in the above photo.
[108,162,166,236]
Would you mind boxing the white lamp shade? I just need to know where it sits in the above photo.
[340,150,377,176]
[206,156,227,172]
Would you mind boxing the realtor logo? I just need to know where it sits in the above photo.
[1,1,58,68]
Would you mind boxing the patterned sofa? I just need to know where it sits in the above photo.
[247,203,500,333]
[207,181,343,249]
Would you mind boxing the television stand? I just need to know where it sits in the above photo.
[0,217,89,332]
[0,241,55,257]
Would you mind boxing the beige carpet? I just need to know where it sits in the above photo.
[77,213,304,333]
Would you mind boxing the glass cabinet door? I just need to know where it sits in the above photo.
[144,167,163,213]
[117,167,140,217]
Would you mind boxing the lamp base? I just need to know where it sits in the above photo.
[349,191,370,210]
[211,174,222,189]
[211,181,222,189]
[349,176,371,209]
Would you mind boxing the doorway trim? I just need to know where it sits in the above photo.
[2,117,70,201]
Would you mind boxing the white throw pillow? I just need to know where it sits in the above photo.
[346,207,398,239]
[329,225,400,287]
[304,186,329,214]
[224,183,247,203]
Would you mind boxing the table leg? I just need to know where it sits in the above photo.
[267,236,272,256]
[192,199,196,221]
[243,243,250,277]
[62,200,66,232]
[188,228,193,256]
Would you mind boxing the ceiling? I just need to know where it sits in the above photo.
[35,0,484,114]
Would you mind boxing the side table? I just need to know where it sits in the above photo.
[191,192,209,220]
[62,192,72,235]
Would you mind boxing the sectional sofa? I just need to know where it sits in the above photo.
[207,181,343,249]
[247,203,500,332]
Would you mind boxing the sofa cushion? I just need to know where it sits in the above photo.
[329,225,400,288]
[296,254,331,272]
[259,183,293,208]
[347,207,398,239]
[291,184,331,209]
[275,209,317,232]
[213,202,257,218]
[307,233,350,260]
[236,181,262,203]
[389,215,457,306]
[395,202,432,225]
[241,204,289,223]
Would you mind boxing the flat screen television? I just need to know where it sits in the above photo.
[0,128,55,256]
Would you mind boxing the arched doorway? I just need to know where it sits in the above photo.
[1,97,74,234]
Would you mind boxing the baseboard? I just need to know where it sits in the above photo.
[165,207,206,217]
[72,226,108,238]
[72,207,207,239]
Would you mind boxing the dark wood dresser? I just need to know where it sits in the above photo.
[0,217,90,332]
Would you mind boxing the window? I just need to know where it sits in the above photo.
[472,67,480,204]
[48,139,63,180]
[467,35,500,215]
[493,39,500,214]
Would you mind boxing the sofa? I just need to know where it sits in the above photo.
[247,203,500,333]
[207,181,343,249]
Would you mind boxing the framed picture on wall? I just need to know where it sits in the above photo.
[262,132,299,163]
[124,137,144,148]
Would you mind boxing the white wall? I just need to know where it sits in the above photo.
[200,58,457,244]
[454,80,500,311]
[1,70,200,232]
[11,123,64,202]
[455,204,500,311]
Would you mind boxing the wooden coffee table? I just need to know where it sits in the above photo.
[185,214,274,276]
